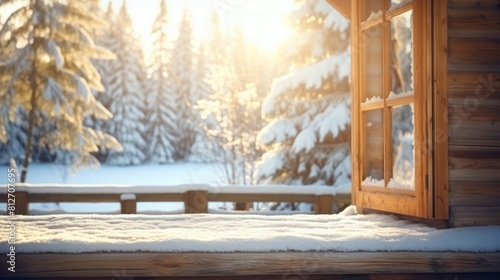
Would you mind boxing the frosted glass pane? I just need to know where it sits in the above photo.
[362,24,383,100]
[364,110,384,183]
[388,0,413,10]
[390,10,413,96]
[389,104,414,190]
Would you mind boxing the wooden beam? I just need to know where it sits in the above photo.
[325,0,351,20]
[314,195,334,214]
[120,194,136,214]
[16,191,28,215]
[184,190,208,214]
[5,252,500,278]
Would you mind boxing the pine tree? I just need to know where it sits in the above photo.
[87,2,116,162]
[0,0,121,181]
[169,9,197,161]
[255,0,351,193]
[188,43,214,163]
[104,2,147,166]
[146,0,176,164]
[0,109,26,165]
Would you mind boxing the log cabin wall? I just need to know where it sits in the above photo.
[447,0,500,227]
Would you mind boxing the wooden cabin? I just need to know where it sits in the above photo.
[328,0,500,227]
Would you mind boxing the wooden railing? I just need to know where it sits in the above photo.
[0,184,351,215]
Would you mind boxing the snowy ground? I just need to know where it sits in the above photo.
[1,206,499,253]
[19,163,225,185]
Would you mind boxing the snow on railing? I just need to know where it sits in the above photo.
[0,183,351,215]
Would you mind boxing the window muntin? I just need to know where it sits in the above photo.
[359,0,415,191]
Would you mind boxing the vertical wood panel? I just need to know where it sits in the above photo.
[184,190,208,214]
[412,0,432,218]
[351,0,361,209]
[382,0,391,189]
[433,0,449,219]
[314,195,334,214]
[16,191,29,215]
[120,194,137,214]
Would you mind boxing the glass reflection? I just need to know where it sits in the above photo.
[390,10,413,96]
[388,0,412,10]
[363,24,383,100]
[364,110,384,183]
[390,104,414,190]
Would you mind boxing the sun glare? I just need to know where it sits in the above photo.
[225,0,294,51]
[239,18,291,51]
[109,0,294,54]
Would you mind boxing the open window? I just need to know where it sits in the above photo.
[351,0,433,218]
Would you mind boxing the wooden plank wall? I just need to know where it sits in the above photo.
[447,0,500,227]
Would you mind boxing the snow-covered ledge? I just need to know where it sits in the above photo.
[1,206,499,278]
[3,206,499,254]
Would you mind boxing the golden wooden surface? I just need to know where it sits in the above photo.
[1,251,499,278]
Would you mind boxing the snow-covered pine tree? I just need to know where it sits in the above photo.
[0,0,121,181]
[188,43,214,163]
[0,109,26,165]
[104,2,147,166]
[0,12,24,165]
[169,9,197,161]
[85,2,117,162]
[146,0,176,164]
[255,1,351,195]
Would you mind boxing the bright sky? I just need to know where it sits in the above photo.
[106,0,295,52]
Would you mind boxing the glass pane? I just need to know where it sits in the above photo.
[389,10,413,97]
[389,104,414,190]
[363,110,384,186]
[362,24,383,101]
[361,0,383,22]
[388,0,412,10]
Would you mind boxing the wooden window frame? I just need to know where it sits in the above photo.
[351,0,433,218]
